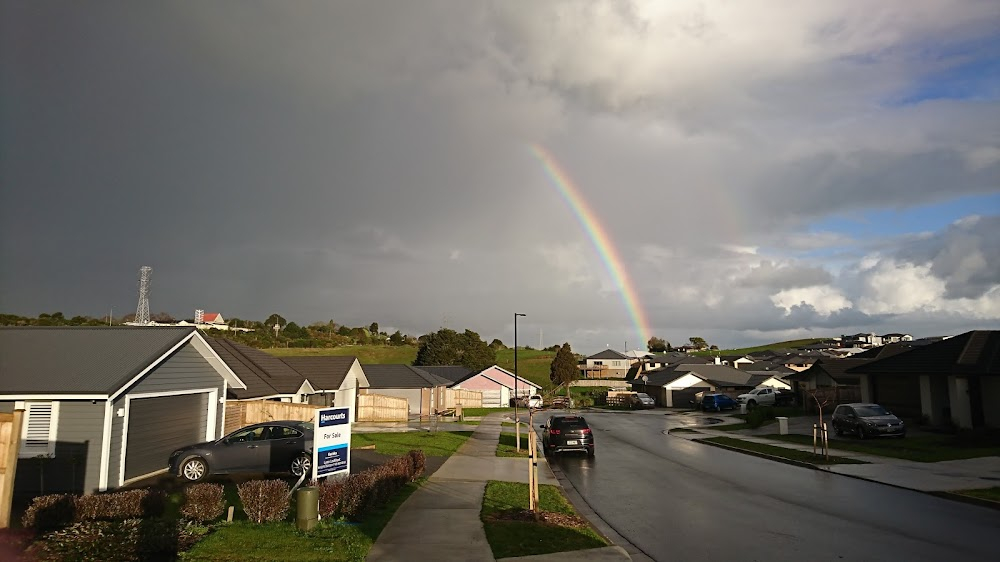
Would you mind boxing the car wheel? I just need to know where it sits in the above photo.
[834,424,843,437]
[180,457,208,482]
[747,400,757,410]
[290,453,311,477]
[857,426,866,440]
[587,448,595,458]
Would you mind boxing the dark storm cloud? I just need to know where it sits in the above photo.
[2,1,999,352]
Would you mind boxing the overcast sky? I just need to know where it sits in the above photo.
[2,1,998,354]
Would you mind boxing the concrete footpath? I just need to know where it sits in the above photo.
[671,414,1000,494]
[367,413,631,562]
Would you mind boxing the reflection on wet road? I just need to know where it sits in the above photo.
[537,410,1000,562]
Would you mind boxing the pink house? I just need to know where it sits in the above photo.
[452,365,540,408]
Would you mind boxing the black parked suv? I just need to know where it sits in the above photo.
[832,403,906,439]
[541,415,595,457]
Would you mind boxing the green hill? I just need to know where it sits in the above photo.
[265,345,558,391]
[691,338,827,357]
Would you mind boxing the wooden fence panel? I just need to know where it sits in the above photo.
[1,410,24,528]
[224,401,322,432]
[356,394,408,422]
[442,389,483,409]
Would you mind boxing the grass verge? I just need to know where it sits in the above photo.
[702,436,866,465]
[763,433,1000,462]
[183,478,425,561]
[497,433,532,457]
[481,481,607,559]
[953,487,1000,503]
[351,431,472,456]
[461,407,514,417]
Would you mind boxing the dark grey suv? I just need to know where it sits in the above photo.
[832,403,905,439]
[541,415,595,457]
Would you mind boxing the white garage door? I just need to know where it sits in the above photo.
[481,389,503,408]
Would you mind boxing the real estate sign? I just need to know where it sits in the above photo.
[312,407,352,479]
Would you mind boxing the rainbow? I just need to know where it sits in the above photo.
[530,144,652,349]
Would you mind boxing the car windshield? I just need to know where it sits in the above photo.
[855,405,889,417]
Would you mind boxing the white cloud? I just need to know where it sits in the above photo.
[771,285,853,316]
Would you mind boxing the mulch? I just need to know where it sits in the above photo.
[485,509,589,528]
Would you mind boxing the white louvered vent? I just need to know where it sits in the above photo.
[20,402,59,458]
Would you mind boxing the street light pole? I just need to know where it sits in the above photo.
[514,313,526,452]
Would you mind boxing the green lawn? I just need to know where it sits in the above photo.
[702,436,866,465]
[765,433,1000,462]
[183,478,425,561]
[496,432,532,457]
[481,481,607,559]
[461,407,513,417]
[351,431,472,456]
[954,487,1000,503]
[265,345,419,364]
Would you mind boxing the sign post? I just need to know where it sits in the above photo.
[312,407,352,481]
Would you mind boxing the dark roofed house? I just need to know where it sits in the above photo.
[582,349,631,379]
[847,331,1000,429]
[0,327,245,494]
[362,364,453,416]
[418,366,474,385]
[630,363,755,407]
[279,356,369,408]
[207,338,311,401]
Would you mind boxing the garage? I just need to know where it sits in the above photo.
[871,375,921,421]
[124,393,207,481]
[668,388,702,408]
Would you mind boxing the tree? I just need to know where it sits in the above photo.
[389,330,405,346]
[549,343,578,389]
[489,338,506,350]
[283,322,308,339]
[689,337,708,350]
[264,314,287,329]
[647,336,669,353]
[413,328,496,372]
[369,322,379,334]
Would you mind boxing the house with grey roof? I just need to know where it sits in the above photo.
[581,349,632,379]
[361,364,454,416]
[0,327,245,495]
[847,331,999,429]
[629,363,755,407]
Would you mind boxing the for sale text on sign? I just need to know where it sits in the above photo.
[312,407,352,479]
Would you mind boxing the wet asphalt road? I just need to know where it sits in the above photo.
[538,410,1000,562]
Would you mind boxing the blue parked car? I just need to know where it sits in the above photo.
[700,393,739,412]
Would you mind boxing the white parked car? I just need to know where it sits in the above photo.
[737,387,777,407]
[527,394,543,409]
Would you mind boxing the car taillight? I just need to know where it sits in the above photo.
[549,429,561,435]
[582,428,592,434]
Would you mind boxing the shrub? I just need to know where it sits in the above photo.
[22,494,76,532]
[407,449,426,481]
[28,518,194,562]
[237,479,290,523]
[747,406,776,429]
[316,478,345,518]
[180,483,226,522]
[339,470,376,521]
[74,489,164,521]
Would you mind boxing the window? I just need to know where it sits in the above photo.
[20,402,59,458]
[267,426,303,439]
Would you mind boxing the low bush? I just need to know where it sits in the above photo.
[339,470,376,521]
[21,494,76,533]
[407,449,426,480]
[316,478,345,518]
[237,479,290,524]
[180,483,226,522]
[75,489,164,521]
[747,406,776,429]
[28,518,201,562]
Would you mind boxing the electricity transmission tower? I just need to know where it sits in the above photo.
[135,266,152,325]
